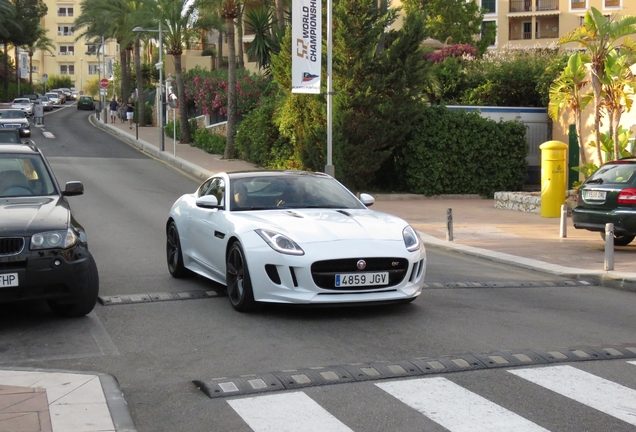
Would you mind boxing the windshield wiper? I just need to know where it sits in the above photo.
[586,178,604,184]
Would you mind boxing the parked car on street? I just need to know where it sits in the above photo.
[0,109,31,137]
[19,93,40,103]
[0,140,99,317]
[70,87,79,99]
[36,95,53,111]
[45,92,61,108]
[77,95,95,110]
[50,89,66,104]
[572,158,636,246]
[11,98,34,116]
[166,170,426,312]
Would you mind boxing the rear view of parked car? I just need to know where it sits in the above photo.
[77,96,95,110]
[572,158,636,245]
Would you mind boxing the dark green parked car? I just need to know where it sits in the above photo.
[77,96,95,110]
[572,158,636,246]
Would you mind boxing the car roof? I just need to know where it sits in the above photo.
[0,142,38,154]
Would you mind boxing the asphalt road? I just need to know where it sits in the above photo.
[1,106,635,431]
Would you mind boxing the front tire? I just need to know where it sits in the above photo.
[48,255,99,318]
[167,221,187,277]
[226,242,256,312]
[600,232,635,246]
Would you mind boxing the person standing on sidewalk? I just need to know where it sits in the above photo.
[126,98,135,129]
[109,97,119,124]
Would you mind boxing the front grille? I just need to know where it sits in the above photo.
[1,124,22,129]
[311,257,408,290]
[0,237,25,256]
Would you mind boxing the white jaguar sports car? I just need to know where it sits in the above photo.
[166,171,426,312]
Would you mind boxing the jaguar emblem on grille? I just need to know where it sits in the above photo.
[356,260,366,270]
[392,261,399,267]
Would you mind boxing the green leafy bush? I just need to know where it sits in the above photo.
[192,128,226,155]
[399,106,528,197]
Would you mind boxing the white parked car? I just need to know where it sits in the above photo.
[11,98,34,116]
[45,92,61,108]
[166,171,426,312]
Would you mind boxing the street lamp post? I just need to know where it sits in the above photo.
[101,36,107,124]
[80,58,83,93]
[133,23,164,152]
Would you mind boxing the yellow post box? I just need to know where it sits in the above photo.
[539,140,568,218]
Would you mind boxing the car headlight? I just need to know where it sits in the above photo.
[31,229,78,250]
[403,225,420,252]
[255,229,305,255]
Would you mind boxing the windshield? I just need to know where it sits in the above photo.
[0,154,57,197]
[229,174,365,211]
[0,110,26,119]
[13,99,29,104]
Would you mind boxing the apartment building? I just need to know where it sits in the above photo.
[29,0,118,92]
[477,0,635,49]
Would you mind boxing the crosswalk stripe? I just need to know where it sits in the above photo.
[376,377,549,432]
[227,391,353,432]
[509,365,636,426]
[628,361,636,366]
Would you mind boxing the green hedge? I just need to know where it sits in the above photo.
[400,106,527,197]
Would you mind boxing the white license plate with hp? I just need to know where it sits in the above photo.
[335,272,388,287]
[584,190,606,200]
[0,273,18,287]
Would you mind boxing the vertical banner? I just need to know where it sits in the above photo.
[20,53,28,79]
[291,0,321,94]
[107,58,114,80]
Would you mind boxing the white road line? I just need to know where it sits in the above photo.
[509,365,636,426]
[227,391,353,432]
[42,131,55,138]
[628,361,636,366]
[376,377,548,432]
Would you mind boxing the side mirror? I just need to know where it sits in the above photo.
[63,181,84,196]
[196,195,221,209]
[359,193,375,207]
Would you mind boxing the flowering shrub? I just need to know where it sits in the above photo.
[424,44,477,64]
[184,67,275,117]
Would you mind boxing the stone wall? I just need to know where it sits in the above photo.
[494,191,577,214]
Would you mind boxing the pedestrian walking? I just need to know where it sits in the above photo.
[109,97,119,124]
[126,98,135,129]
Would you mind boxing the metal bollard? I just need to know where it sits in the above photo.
[604,223,614,271]
[446,208,453,242]
[559,204,567,238]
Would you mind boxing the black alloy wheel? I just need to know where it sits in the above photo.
[226,242,256,312]
[167,221,187,277]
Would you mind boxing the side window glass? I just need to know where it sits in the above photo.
[197,178,214,197]
[207,178,225,207]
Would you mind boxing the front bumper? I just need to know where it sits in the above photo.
[0,243,93,303]
[572,207,636,235]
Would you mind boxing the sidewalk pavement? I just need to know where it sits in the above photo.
[4,112,635,432]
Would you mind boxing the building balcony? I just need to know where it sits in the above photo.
[605,0,620,6]
[510,0,558,13]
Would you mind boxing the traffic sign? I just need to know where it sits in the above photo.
[99,89,107,96]
[100,78,109,88]
[41,74,48,83]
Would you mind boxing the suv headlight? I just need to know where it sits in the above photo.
[256,229,304,255]
[31,228,78,250]
[403,225,421,252]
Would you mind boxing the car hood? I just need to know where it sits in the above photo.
[234,209,408,243]
[0,197,69,235]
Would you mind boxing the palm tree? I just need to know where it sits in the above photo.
[601,46,636,161]
[221,0,238,158]
[244,7,275,72]
[24,25,54,85]
[559,7,636,164]
[548,53,591,164]
[156,0,201,144]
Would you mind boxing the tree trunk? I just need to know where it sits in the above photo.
[575,111,586,164]
[135,38,145,126]
[276,0,284,28]
[591,70,604,165]
[217,31,223,69]
[237,3,244,69]
[175,54,192,144]
[613,108,622,161]
[120,49,130,102]
[224,17,237,159]
[28,52,33,85]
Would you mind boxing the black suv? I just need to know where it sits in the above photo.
[0,141,99,317]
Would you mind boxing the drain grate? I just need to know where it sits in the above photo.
[193,344,636,399]
[98,290,221,305]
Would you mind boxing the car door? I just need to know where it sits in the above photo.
[187,177,232,281]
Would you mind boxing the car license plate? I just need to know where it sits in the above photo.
[584,190,606,200]
[0,273,18,287]
[335,272,388,287]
